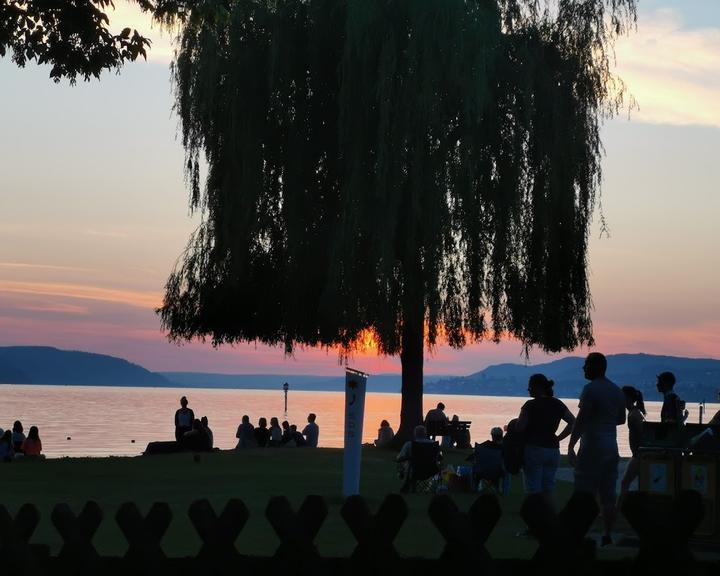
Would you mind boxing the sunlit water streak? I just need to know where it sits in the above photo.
[0,384,716,458]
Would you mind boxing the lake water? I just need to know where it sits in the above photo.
[0,384,716,458]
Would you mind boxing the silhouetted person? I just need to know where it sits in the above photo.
[374,420,395,448]
[620,386,646,500]
[280,420,293,445]
[182,419,212,451]
[424,402,449,440]
[468,427,506,492]
[568,352,626,546]
[235,415,256,448]
[12,421,25,453]
[302,413,319,448]
[201,416,214,449]
[0,430,14,462]
[254,417,270,447]
[657,371,688,424]
[269,417,282,446]
[21,426,43,457]
[501,418,524,476]
[175,396,195,441]
[396,425,439,492]
[424,402,448,425]
[517,374,575,499]
[290,424,306,446]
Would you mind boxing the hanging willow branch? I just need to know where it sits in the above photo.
[156,0,636,356]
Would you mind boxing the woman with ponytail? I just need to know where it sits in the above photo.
[517,374,576,500]
[619,386,647,498]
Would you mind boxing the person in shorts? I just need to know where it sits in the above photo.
[568,352,626,546]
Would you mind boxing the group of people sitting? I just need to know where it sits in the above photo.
[173,396,320,450]
[0,420,43,461]
[234,413,319,448]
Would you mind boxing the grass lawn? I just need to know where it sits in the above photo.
[0,447,627,559]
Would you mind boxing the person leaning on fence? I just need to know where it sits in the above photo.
[619,386,646,501]
[375,420,395,448]
[175,396,195,442]
[396,425,440,493]
[568,352,626,547]
[517,374,575,501]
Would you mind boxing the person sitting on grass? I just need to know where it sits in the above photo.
[254,417,270,447]
[269,417,283,446]
[201,416,214,449]
[280,420,293,445]
[235,415,256,448]
[375,420,395,448]
[302,413,319,448]
[12,421,26,454]
[183,419,212,452]
[22,426,43,458]
[0,430,14,462]
[290,424,307,447]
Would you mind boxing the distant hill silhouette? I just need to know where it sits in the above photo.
[0,346,171,387]
[1,348,718,402]
[425,353,720,402]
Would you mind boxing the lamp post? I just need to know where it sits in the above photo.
[283,382,289,416]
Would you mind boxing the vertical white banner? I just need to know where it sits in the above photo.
[343,368,368,496]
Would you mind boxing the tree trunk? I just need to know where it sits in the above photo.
[390,247,425,448]
[394,313,424,445]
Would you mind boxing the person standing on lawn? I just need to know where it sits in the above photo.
[517,374,575,501]
[568,352,626,547]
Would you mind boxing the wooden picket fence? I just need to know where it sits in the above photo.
[0,490,717,576]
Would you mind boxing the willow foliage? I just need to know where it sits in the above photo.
[158,0,636,356]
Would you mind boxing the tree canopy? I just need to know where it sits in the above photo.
[0,0,153,82]
[157,0,636,438]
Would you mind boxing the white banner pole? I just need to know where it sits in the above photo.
[343,368,368,497]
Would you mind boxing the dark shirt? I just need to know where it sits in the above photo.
[522,397,568,449]
[661,392,685,423]
[254,427,270,447]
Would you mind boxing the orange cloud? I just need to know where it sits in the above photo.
[0,280,160,309]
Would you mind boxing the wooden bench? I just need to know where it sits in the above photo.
[425,420,471,440]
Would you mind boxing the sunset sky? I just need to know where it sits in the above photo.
[0,1,718,376]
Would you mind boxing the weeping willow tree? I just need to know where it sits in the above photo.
[156,0,636,442]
